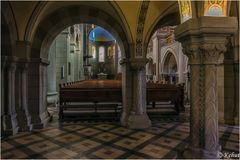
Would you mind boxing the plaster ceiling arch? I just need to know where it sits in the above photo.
[23,1,133,45]
[143,1,180,57]
[30,5,132,60]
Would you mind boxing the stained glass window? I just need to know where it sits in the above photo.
[92,46,96,58]
[99,46,105,62]
[204,0,227,16]
[178,0,192,23]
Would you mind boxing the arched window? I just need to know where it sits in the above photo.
[204,0,227,16]
[99,46,105,62]
[112,46,115,56]
[108,47,111,57]
[163,52,177,74]
[163,52,178,84]
[92,46,96,58]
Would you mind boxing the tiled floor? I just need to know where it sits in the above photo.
[1,107,239,159]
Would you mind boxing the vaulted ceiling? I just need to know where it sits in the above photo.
[8,1,179,43]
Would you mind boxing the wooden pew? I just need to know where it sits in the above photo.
[59,80,122,120]
[59,80,184,120]
[146,82,184,113]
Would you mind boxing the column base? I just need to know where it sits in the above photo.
[127,113,151,129]
[40,111,51,128]
[47,92,58,105]
[2,114,19,135]
[120,111,128,127]
[28,111,50,130]
[180,145,221,159]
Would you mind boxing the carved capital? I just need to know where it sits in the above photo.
[182,44,201,64]
[119,58,129,65]
[130,58,148,70]
[182,43,227,65]
[200,43,227,64]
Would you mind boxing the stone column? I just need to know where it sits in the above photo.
[15,62,27,131]
[39,61,50,127]
[1,60,12,134]
[7,62,19,134]
[47,41,58,105]
[120,58,133,126]
[20,63,31,130]
[1,60,5,118]
[126,58,151,129]
[28,58,50,130]
[234,60,239,124]
[223,60,235,125]
[184,72,190,104]
[175,17,237,159]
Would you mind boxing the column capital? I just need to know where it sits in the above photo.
[119,58,129,65]
[182,43,227,65]
[182,44,200,64]
[130,58,148,70]
[200,43,227,64]
[175,17,237,65]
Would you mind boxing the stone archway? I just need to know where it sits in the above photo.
[27,4,133,129]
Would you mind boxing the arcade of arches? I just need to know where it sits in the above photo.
[1,1,239,159]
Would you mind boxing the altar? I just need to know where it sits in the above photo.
[97,73,108,80]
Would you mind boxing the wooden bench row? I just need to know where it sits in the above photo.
[59,80,184,121]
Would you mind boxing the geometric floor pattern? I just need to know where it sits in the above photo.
[1,105,239,159]
[1,118,239,159]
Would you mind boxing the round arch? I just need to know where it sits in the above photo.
[143,3,180,57]
[26,3,133,127]
[28,5,132,59]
